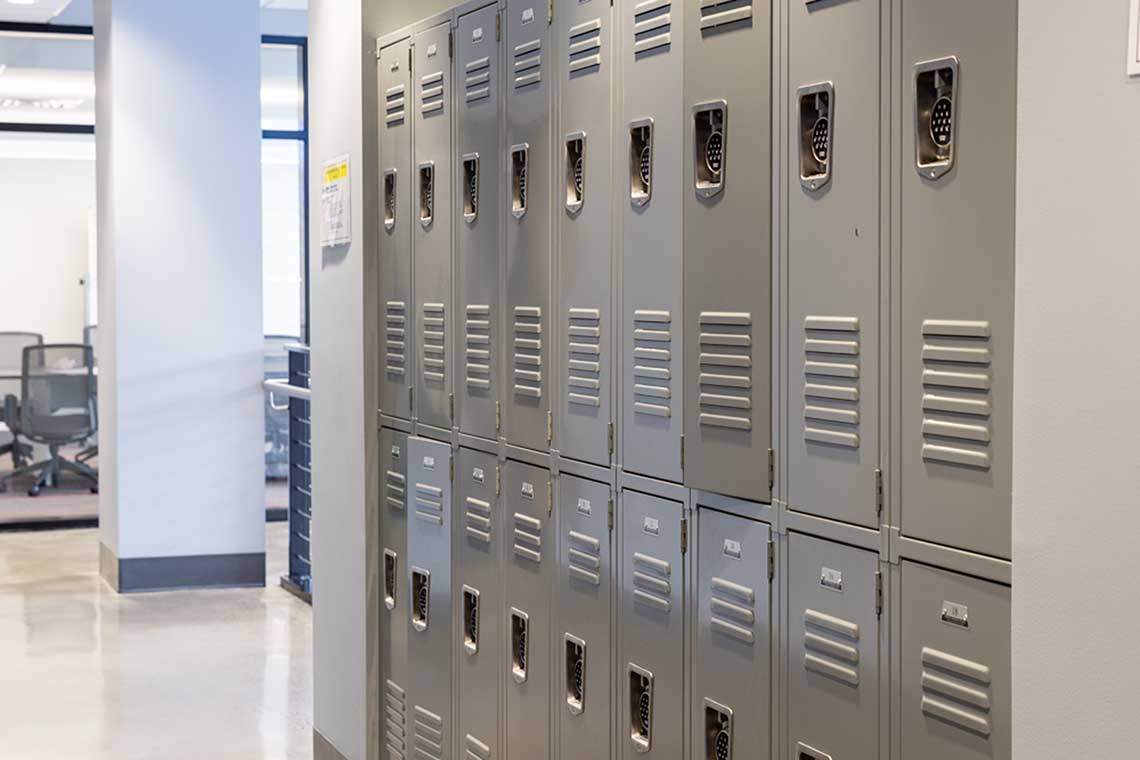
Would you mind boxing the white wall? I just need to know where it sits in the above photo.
[1014,0,1140,754]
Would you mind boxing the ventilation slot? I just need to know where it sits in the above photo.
[414,482,444,526]
[385,469,406,511]
[465,304,492,391]
[567,529,602,586]
[632,309,673,418]
[419,71,445,114]
[465,496,492,544]
[465,734,492,760]
[920,646,993,738]
[709,576,756,645]
[803,316,860,449]
[699,311,753,431]
[567,19,602,75]
[385,84,407,125]
[513,306,543,400]
[803,608,861,686]
[513,38,542,89]
[698,0,753,31]
[566,308,602,408]
[385,301,407,377]
[513,511,543,564]
[464,56,491,103]
[385,679,408,759]
[422,303,446,384]
[920,319,993,470]
[633,0,672,56]
[412,705,445,760]
[632,551,673,612]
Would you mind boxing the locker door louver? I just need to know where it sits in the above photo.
[386,468,407,511]
[465,733,492,760]
[919,319,993,469]
[385,84,407,125]
[412,705,446,760]
[709,576,757,646]
[386,301,408,378]
[513,306,543,399]
[632,309,673,419]
[802,608,861,686]
[567,19,602,75]
[465,304,492,391]
[697,0,753,31]
[513,511,543,563]
[465,496,493,544]
[513,38,542,89]
[632,551,673,612]
[632,0,672,56]
[422,303,446,384]
[567,308,602,408]
[464,56,492,103]
[386,679,408,759]
[803,316,861,449]
[419,71,445,114]
[919,646,993,737]
[567,528,602,586]
[414,482,445,525]
[698,311,753,431]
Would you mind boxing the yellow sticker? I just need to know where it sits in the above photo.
[324,162,348,183]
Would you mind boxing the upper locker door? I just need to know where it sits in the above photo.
[786,0,882,528]
[504,0,554,451]
[619,0,684,483]
[413,21,455,430]
[556,0,614,466]
[379,428,411,759]
[456,4,503,442]
[379,37,414,421]
[682,0,772,503]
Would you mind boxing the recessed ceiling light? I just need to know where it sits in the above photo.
[7,1,39,7]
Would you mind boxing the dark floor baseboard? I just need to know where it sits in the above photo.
[0,517,99,533]
[100,543,266,593]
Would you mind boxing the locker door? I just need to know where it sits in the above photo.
[691,509,771,760]
[405,437,454,760]
[413,21,456,430]
[899,0,1016,559]
[456,4,503,441]
[557,0,614,465]
[619,0,684,484]
[504,0,554,451]
[619,490,686,760]
[900,562,1010,760]
[379,37,414,421]
[380,428,410,758]
[557,474,613,759]
[786,0,882,527]
[502,460,553,760]
[681,0,772,502]
[787,534,880,760]
[455,447,501,760]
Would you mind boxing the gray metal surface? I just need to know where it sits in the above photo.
[681,0,772,503]
[786,0,882,528]
[619,0,684,484]
[455,3,503,442]
[900,561,1010,760]
[619,490,686,760]
[690,508,771,760]
[379,428,410,759]
[556,473,614,759]
[787,533,880,760]
[556,0,615,465]
[379,35,415,421]
[413,20,456,430]
[405,436,454,760]
[898,0,1016,560]
[504,0,554,451]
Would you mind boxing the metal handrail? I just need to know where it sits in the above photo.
[264,378,311,405]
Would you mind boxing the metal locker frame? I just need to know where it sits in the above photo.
[618,0,685,484]
[379,31,416,422]
[380,426,411,759]
[681,0,774,503]
[413,15,457,431]
[455,0,506,442]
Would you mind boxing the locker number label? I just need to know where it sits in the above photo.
[391,445,401,459]
[643,517,660,536]
[423,456,435,470]
[472,467,485,483]
[723,539,743,560]
[820,567,843,592]
[521,7,535,24]
[473,27,484,42]
[577,498,592,516]
[941,601,970,629]
[521,482,535,499]
[427,43,438,58]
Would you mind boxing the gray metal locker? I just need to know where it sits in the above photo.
[786,533,880,760]
[898,0,1016,559]
[690,508,771,760]
[900,562,1010,760]
[619,490,686,760]
[455,3,503,442]
[619,0,684,484]
[786,0,882,528]
[681,0,772,503]
[380,428,410,759]
[405,436,454,760]
[504,0,554,451]
[413,20,456,430]
[557,474,613,759]
[455,447,501,760]
[502,460,553,760]
[556,0,614,466]
[379,35,415,421]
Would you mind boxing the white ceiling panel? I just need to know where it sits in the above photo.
[0,0,75,25]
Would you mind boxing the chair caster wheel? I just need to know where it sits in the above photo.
[28,486,41,497]
[90,487,99,494]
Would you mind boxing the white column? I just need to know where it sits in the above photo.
[95,0,265,591]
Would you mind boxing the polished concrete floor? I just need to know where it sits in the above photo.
[0,523,312,760]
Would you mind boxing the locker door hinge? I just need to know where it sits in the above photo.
[496,464,502,496]
[607,421,614,458]
[450,455,455,482]
[449,392,455,424]
[408,46,412,73]
[680,516,689,554]
[408,386,414,412]
[496,401,502,435]
[875,571,883,617]
[768,539,776,582]
[547,480,553,516]
[874,467,884,517]
[607,495,614,532]
[679,434,685,473]
[546,410,553,444]
[547,0,553,25]
[448,28,454,59]
[375,39,382,60]
[496,12,501,41]
[767,448,776,492]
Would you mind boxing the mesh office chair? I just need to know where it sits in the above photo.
[78,324,99,464]
[0,344,98,496]
[0,332,43,468]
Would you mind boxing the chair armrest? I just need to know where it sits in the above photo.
[3,394,17,431]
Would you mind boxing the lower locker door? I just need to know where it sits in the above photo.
[380,428,410,759]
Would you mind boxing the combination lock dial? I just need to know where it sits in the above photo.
[930,96,953,147]
[705,130,724,175]
[639,145,652,187]
[574,157,584,196]
[715,730,731,760]
[811,117,830,163]
[638,691,652,734]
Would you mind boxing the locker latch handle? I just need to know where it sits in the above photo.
[565,131,586,215]
[383,168,397,230]
[704,698,734,760]
[914,56,959,180]
[383,548,398,611]
[796,742,833,760]
[629,663,654,753]
[462,153,480,224]
[510,143,529,219]
[462,586,480,655]
[510,608,530,683]
[693,100,727,198]
[629,118,653,207]
[418,161,435,227]
[797,82,834,192]
[565,633,587,716]
[411,567,430,632]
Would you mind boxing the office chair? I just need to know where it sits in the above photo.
[0,331,43,468]
[0,344,98,497]
[264,335,298,480]
[78,324,99,463]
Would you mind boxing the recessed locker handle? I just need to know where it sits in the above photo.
[628,663,654,753]
[704,698,734,760]
[914,56,959,180]
[797,82,834,192]
[796,742,833,760]
[383,168,397,230]
[383,549,398,610]
[462,586,480,655]
[418,161,435,227]
[629,118,653,206]
[411,566,430,632]
[510,143,529,219]
[693,100,727,198]
[510,608,529,683]
[565,633,587,715]
[461,153,479,223]
[565,132,586,214]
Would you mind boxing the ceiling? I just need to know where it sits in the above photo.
[0,0,308,25]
